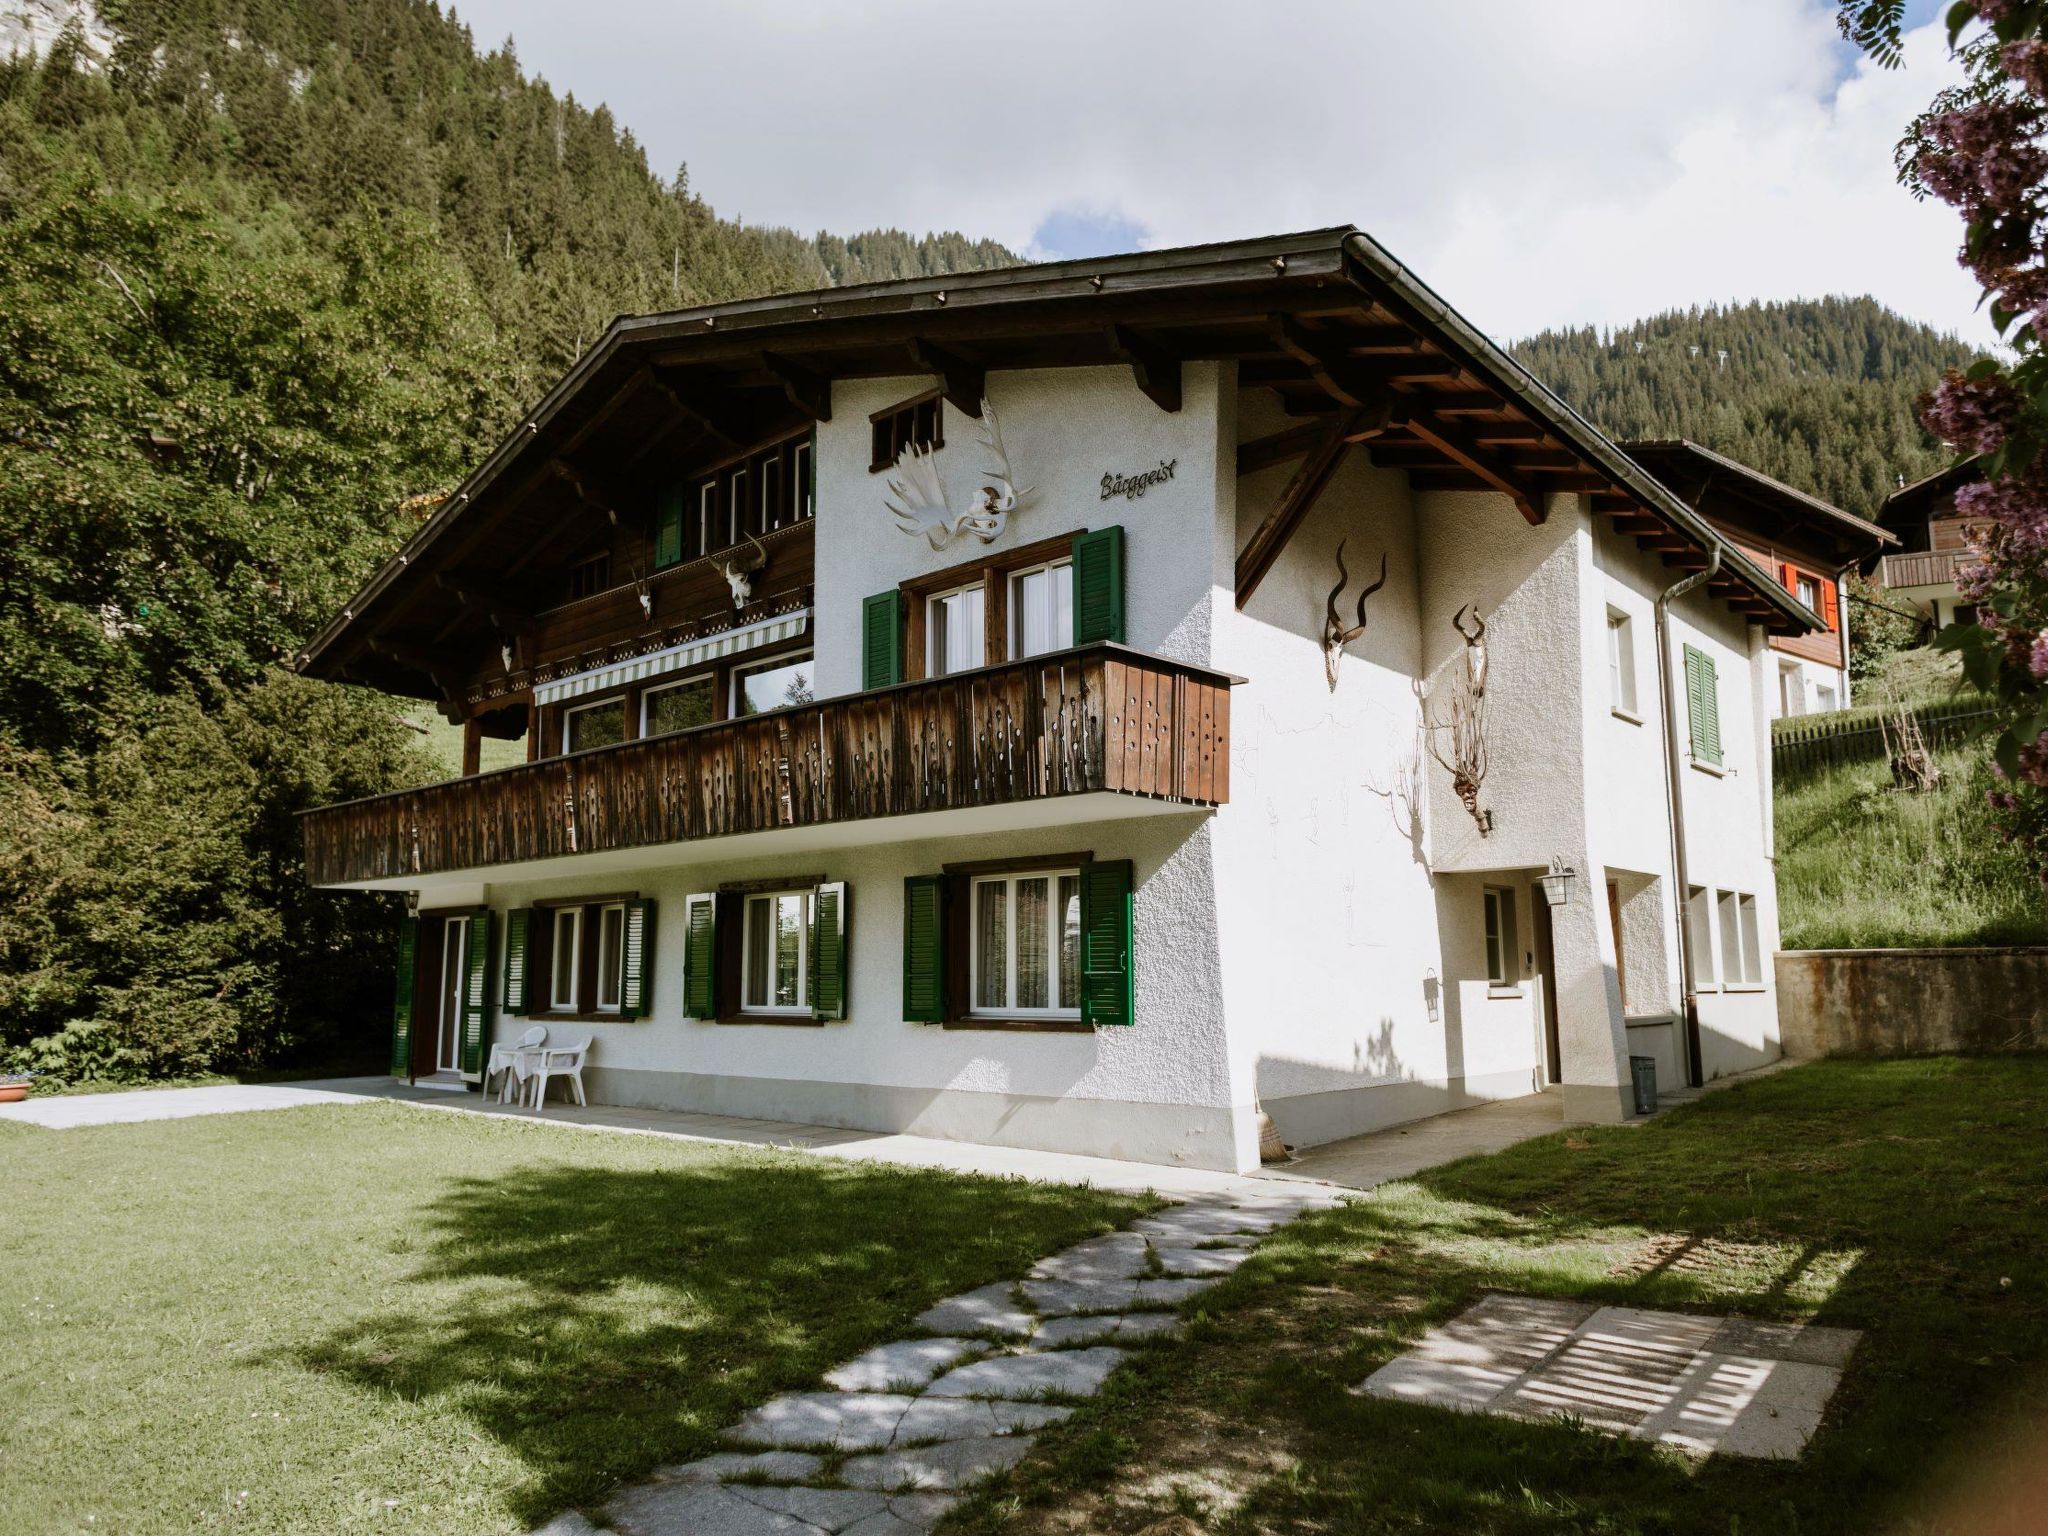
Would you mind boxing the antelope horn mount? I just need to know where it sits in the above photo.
[715,532,769,610]
[1451,603,1489,697]
[1323,539,1387,691]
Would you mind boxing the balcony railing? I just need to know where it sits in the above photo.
[302,644,1236,886]
[1880,549,1967,591]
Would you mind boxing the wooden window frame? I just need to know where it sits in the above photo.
[566,550,612,602]
[936,851,1095,1032]
[740,888,814,1018]
[899,530,1084,681]
[561,695,628,756]
[1009,555,1075,662]
[731,647,816,719]
[527,897,643,1022]
[869,388,944,473]
[925,581,987,679]
[640,671,718,738]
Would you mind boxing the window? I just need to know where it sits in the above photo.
[759,454,784,532]
[1795,573,1822,612]
[971,869,1082,1018]
[726,464,749,545]
[1607,607,1637,716]
[697,482,720,560]
[595,902,626,1013]
[643,675,716,737]
[1483,887,1519,989]
[550,907,583,1011]
[1685,885,1716,989]
[734,651,815,717]
[563,698,626,754]
[566,551,611,601]
[1682,644,1723,766]
[927,584,986,677]
[870,391,943,472]
[1815,683,1839,713]
[743,890,812,1014]
[792,439,812,520]
[1011,560,1074,660]
[1779,662,1803,718]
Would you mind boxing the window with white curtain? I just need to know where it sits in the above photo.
[1010,560,1074,660]
[927,584,986,677]
[742,890,812,1014]
[971,869,1082,1018]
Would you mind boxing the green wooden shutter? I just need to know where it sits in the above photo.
[502,908,532,1015]
[620,898,656,1020]
[461,910,492,1076]
[902,875,946,1022]
[654,485,686,569]
[1683,644,1723,766]
[391,915,419,1079]
[1078,859,1135,1027]
[683,893,718,1019]
[862,590,904,690]
[1072,525,1125,645]
[810,881,848,1020]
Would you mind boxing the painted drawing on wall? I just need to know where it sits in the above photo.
[883,397,1031,549]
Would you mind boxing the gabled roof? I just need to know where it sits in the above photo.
[1624,439,1896,563]
[298,226,1821,694]
[1877,456,1983,532]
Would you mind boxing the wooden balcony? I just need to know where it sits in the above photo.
[301,645,1236,887]
[1880,549,1967,591]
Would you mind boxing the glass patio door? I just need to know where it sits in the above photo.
[436,916,467,1073]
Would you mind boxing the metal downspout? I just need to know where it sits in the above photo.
[1656,546,1721,1089]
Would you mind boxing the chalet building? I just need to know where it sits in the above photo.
[1869,458,1985,631]
[296,228,1822,1173]
[1624,441,1893,718]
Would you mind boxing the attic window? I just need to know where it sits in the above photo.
[566,551,611,601]
[870,390,943,473]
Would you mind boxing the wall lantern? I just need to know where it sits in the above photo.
[1422,968,1440,1024]
[1539,857,1577,909]
[404,891,420,919]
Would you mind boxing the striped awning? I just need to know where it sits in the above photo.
[533,609,810,706]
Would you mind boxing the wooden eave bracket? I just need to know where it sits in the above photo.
[1234,405,1403,608]
[1108,324,1182,412]
[907,339,985,417]
[646,366,748,451]
[1401,411,1545,525]
[761,351,831,422]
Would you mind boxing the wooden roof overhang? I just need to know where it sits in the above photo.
[1623,440,1896,568]
[298,227,1821,703]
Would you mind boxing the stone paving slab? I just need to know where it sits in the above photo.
[840,1434,1037,1492]
[1029,1311,1183,1348]
[1153,1244,1253,1277]
[660,1451,827,1485]
[726,1393,916,1451]
[1355,1294,1857,1459]
[926,1346,1127,1401]
[893,1396,1070,1444]
[825,1337,981,1392]
[914,1283,1037,1338]
[1018,1277,1139,1316]
[609,1481,818,1535]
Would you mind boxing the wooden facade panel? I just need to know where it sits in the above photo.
[303,646,1233,886]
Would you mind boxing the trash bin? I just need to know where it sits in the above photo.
[1629,1054,1658,1116]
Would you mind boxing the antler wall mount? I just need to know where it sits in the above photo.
[1323,539,1387,691]
[1425,605,1492,835]
[884,397,1032,549]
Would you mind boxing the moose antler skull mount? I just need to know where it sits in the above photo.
[1323,539,1388,690]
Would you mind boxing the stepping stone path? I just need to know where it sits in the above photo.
[541,1183,1341,1535]
[1355,1293,1861,1460]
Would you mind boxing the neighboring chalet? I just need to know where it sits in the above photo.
[1625,441,1893,717]
[1869,458,1985,631]
[296,228,1822,1172]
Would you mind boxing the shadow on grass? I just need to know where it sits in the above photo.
[947,1058,2048,1536]
[287,1152,1138,1526]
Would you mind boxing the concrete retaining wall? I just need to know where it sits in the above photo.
[1775,948,2048,1057]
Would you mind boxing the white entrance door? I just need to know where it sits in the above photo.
[436,916,467,1074]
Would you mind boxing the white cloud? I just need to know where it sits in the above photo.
[451,0,1987,343]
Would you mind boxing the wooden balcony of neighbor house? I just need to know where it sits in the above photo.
[300,644,1237,888]
[1880,549,1968,591]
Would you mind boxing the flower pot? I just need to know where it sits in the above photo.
[0,1084,28,1103]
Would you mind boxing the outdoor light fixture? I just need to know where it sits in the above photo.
[405,891,420,919]
[1540,857,1577,909]
[1422,968,1440,1023]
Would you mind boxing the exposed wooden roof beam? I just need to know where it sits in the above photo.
[760,352,832,421]
[646,366,748,452]
[1237,407,1394,608]
[1237,422,1327,477]
[1108,325,1182,413]
[907,338,985,416]
[1403,411,1544,525]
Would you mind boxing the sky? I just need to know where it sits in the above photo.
[447,0,1989,345]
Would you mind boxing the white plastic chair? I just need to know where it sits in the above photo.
[487,1026,547,1103]
[525,1038,590,1114]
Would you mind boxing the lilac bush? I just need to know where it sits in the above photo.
[1845,0,2048,883]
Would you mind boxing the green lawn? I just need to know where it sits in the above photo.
[0,1104,1148,1533]
[951,1058,2048,1535]
[1774,745,2048,948]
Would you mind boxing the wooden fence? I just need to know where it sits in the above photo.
[1771,696,1997,778]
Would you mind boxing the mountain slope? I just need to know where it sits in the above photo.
[1512,296,1981,519]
